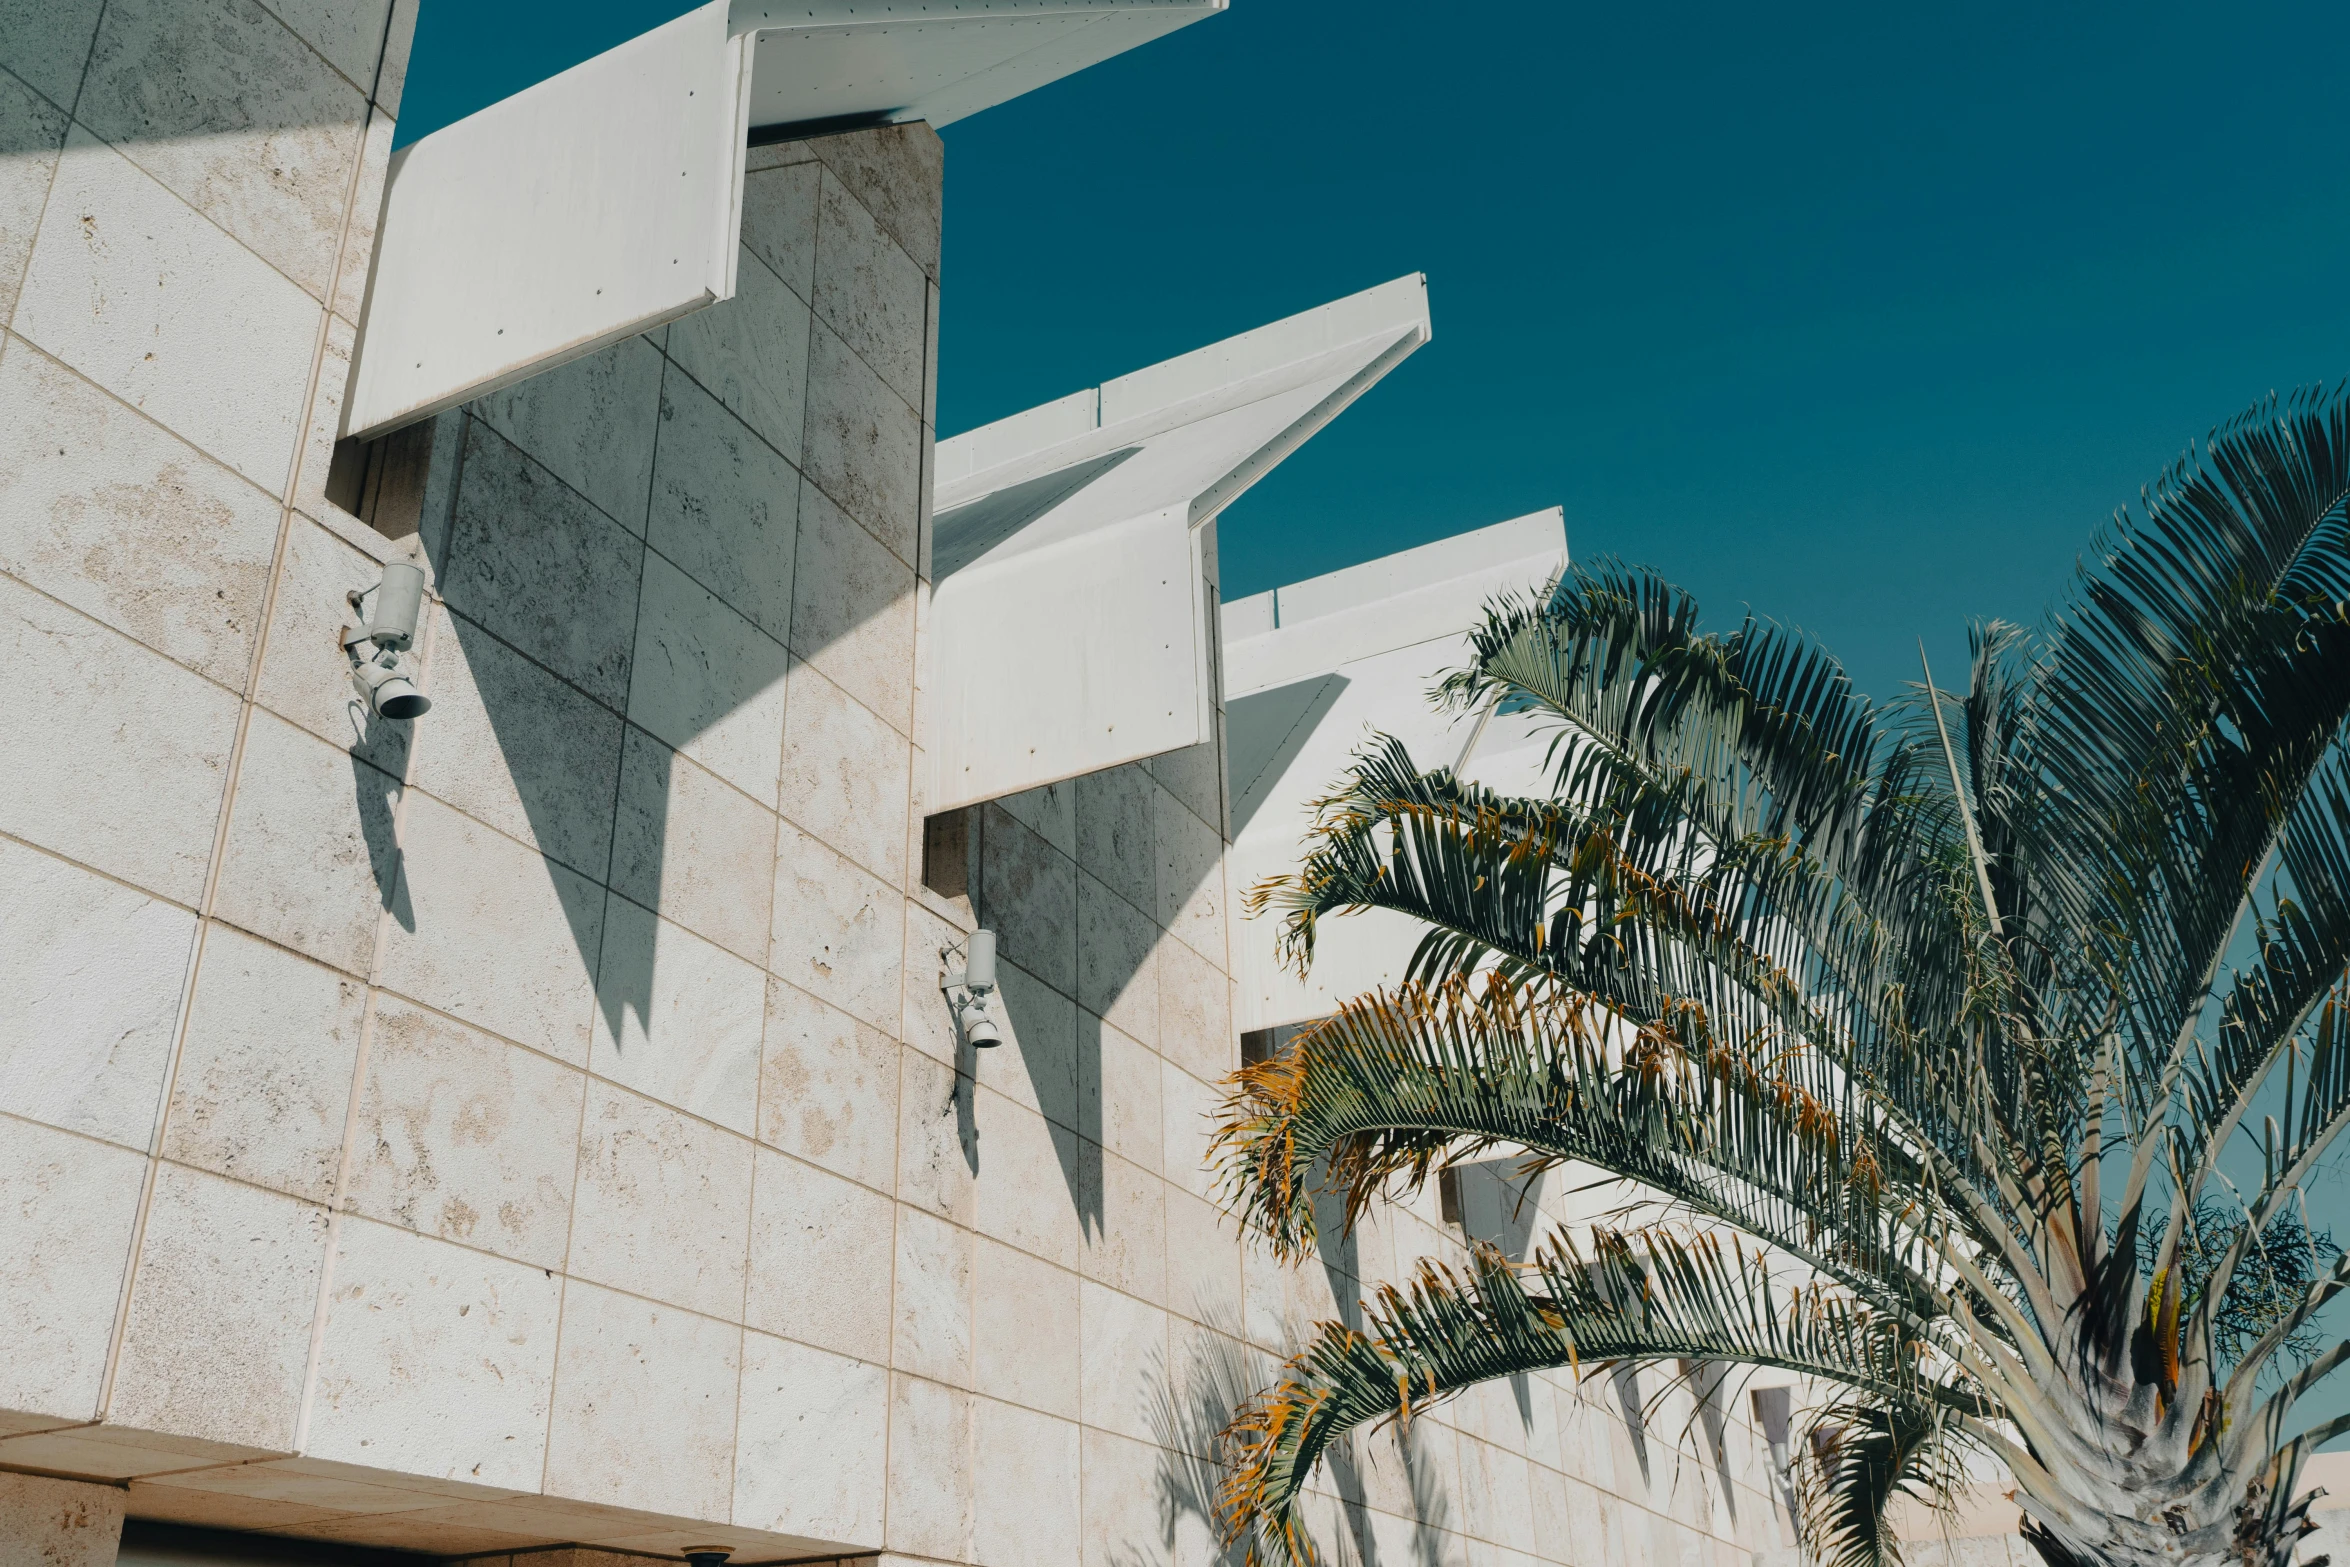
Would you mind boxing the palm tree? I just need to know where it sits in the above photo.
[1212,389,2350,1567]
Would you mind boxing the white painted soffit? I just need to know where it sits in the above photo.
[925,273,1434,815]
[1222,509,1569,1033]
[344,0,1223,439]
[732,0,1225,133]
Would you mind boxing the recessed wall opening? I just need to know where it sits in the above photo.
[921,805,972,899]
[324,421,435,541]
[1239,1020,1314,1068]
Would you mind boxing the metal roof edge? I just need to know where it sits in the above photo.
[937,273,1430,490]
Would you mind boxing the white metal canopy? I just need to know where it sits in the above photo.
[925,274,1433,815]
[1222,509,1569,1033]
[343,0,1222,439]
[730,0,1221,133]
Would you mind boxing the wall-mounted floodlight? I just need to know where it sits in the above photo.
[940,929,1001,1048]
[343,562,431,720]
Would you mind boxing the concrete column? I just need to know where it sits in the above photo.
[0,1473,124,1567]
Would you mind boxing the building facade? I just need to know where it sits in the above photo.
[0,4,1817,1567]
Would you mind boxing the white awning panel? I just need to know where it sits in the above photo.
[926,274,1433,814]
[344,0,1223,439]
[1222,509,1569,1033]
[346,1,750,438]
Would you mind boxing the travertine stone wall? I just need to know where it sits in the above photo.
[0,1473,124,1567]
[1,0,412,1460]
[0,4,1793,1565]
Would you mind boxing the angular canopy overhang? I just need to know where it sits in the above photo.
[1222,509,1569,1032]
[343,0,1222,439]
[925,274,1433,814]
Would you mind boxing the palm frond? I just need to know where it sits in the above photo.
[1217,1229,1964,1567]
[1798,1399,1973,1567]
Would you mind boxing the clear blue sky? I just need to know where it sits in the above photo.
[399,0,2350,707]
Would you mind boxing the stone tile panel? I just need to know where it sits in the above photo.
[738,159,819,306]
[1078,1426,1162,1567]
[812,168,926,410]
[1161,1187,1239,1329]
[733,1332,888,1545]
[260,0,392,96]
[378,791,602,1063]
[608,727,778,964]
[757,978,898,1193]
[164,923,364,1202]
[667,244,811,469]
[883,1374,971,1560]
[779,662,909,886]
[15,127,321,494]
[0,1115,146,1422]
[409,606,624,882]
[971,1237,1077,1420]
[626,550,791,806]
[788,478,915,733]
[744,1147,891,1363]
[110,1162,329,1451]
[589,899,766,1135]
[0,76,69,327]
[770,825,903,1033]
[0,839,192,1148]
[1074,764,1156,916]
[895,1048,975,1227]
[802,318,919,569]
[891,1204,973,1389]
[437,418,644,710]
[994,777,1073,857]
[1075,871,1157,1047]
[812,123,942,283]
[1077,1280,1163,1444]
[307,1216,563,1488]
[1079,1146,1165,1305]
[648,364,801,643]
[327,108,391,322]
[1157,935,1234,1087]
[211,708,400,976]
[1086,1019,1162,1176]
[979,803,1075,999]
[289,308,353,520]
[344,995,584,1270]
[468,338,663,537]
[0,574,240,904]
[0,0,104,111]
[1155,781,1227,963]
[973,1397,1079,1567]
[1149,739,1224,838]
[373,0,414,112]
[989,959,1079,1130]
[970,1092,1084,1273]
[897,897,961,1066]
[542,1281,739,1520]
[568,1080,752,1320]
[77,0,368,300]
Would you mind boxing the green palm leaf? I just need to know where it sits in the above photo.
[1213,387,2350,1567]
